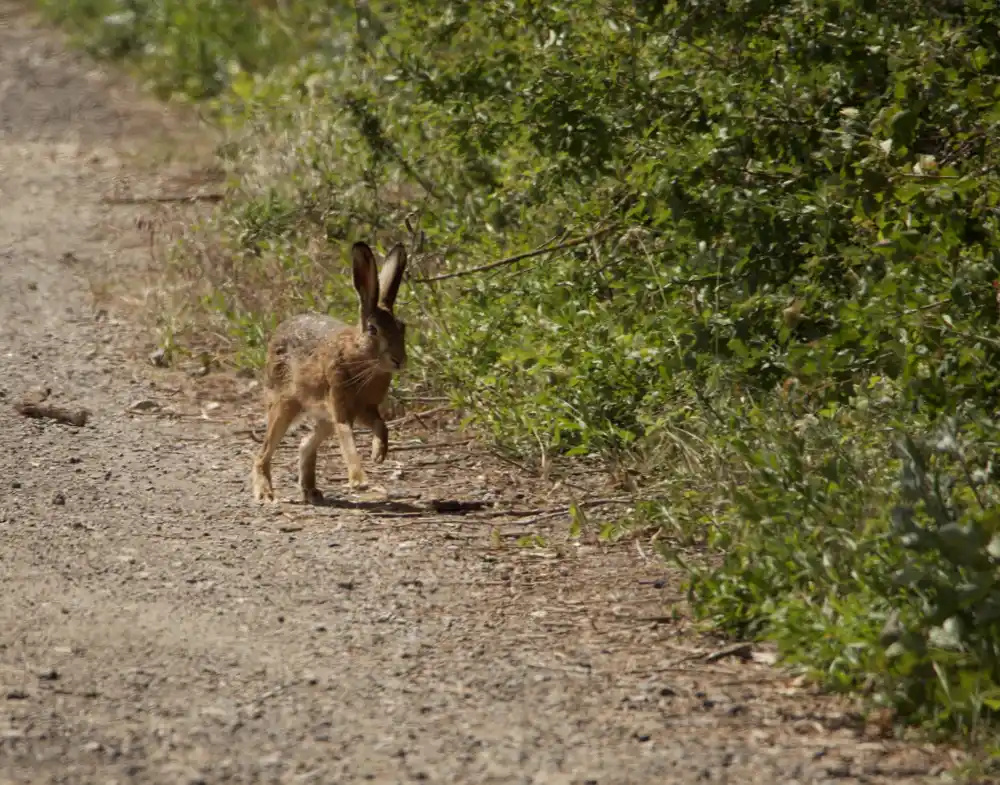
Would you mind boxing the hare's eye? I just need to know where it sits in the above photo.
[367,323,378,336]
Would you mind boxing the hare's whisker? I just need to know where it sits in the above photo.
[342,359,381,389]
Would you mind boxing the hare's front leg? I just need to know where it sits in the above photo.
[298,419,334,504]
[334,418,367,488]
[361,405,389,464]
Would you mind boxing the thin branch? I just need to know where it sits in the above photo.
[387,405,450,428]
[413,227,617,283]
[902,298,950,315]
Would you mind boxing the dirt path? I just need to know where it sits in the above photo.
[0,5,965,784]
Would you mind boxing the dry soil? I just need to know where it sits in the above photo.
[0,3,972,784]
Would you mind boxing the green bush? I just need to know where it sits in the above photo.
[37,0,352,99]
[680,396,1000,733]
[42,0,1000,736]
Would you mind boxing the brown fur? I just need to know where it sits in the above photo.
[252,241,408,503]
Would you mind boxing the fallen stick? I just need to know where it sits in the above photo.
[408,456,467,468]
[14,400,90,427]
[704,642,754,663]
[102,192,225,205]
[392,437,476,452]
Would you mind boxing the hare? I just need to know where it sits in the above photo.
[252,241,408,504]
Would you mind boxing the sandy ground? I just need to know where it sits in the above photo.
[0,3,971,783]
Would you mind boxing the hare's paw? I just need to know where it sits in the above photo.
[301,487,325,505]
[251,466,276,503]
[347,466,368,489]
[252,480,275,503]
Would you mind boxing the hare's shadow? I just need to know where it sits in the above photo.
[313,497,424,513]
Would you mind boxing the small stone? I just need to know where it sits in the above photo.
[38,669,59,681]
[52,492,65,506]
[6,688,28,700]
[128,399,160,412]
[148,348,168,367]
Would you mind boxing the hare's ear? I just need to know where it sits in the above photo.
[351,242,380,322]
[378,243,408,310]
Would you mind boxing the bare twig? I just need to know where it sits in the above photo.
[895,164,996,180]
[902,297,951,315]
[499,497,637,528]
[387,405,450,428]
[489,449,537,475]
[501,510,567,526]
[14,400,90,427]
[413,227,616,283]
[355,516,465,532]
[392,437,475,452]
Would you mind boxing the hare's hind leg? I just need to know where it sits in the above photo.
[252,395,302,502]
[298,418,334,504]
